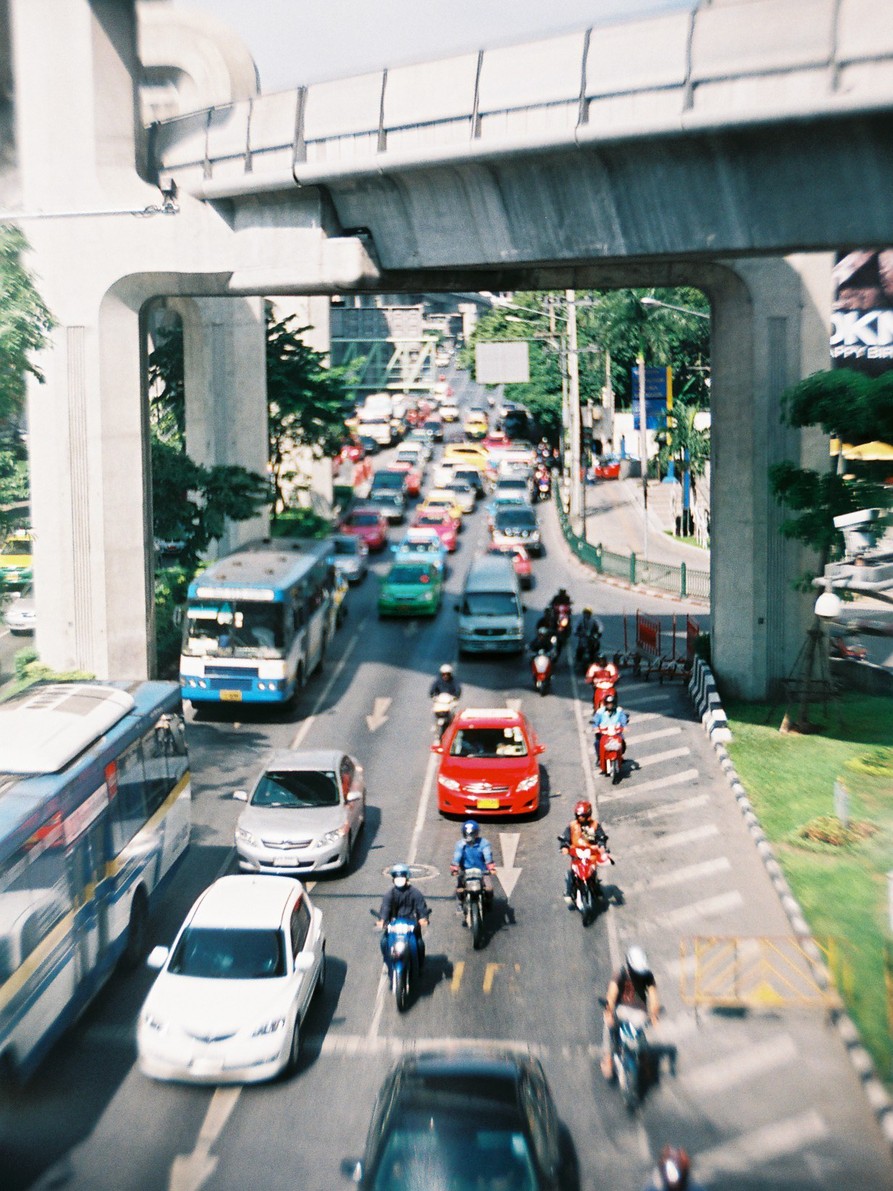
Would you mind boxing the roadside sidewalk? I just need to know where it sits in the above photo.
[576,474,710,570]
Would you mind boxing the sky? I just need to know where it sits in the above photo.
[171,0,693,92]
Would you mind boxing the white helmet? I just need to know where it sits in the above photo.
[626,946,650,974]
[440,663,453,676]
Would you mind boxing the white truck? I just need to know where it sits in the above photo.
[357,393,395,446]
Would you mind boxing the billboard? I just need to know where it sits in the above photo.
[475,341,530,385]
[631,366,673,430]
[831,249,893,375]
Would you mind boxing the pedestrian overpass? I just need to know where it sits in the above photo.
[9,0,893,698]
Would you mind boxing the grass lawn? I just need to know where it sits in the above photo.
[725,695,893,1086]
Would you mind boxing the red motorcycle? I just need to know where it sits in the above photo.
[530,647,554,695]
[554,602,572,647]
[561,838,614,926]
[586,662,619,711]
[598,723,627,784]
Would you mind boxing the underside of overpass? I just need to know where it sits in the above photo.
[9,0,881,699]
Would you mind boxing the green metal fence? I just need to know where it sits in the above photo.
[556,496,710,603]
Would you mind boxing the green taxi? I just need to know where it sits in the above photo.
[0,531,33,589]
[378,558,443,618]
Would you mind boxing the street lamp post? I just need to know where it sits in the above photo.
[566,290,582,522]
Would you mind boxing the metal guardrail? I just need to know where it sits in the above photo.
[556,495,710,603]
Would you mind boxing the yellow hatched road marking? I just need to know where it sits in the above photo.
[483,963,501,993]
[451,961,465,993]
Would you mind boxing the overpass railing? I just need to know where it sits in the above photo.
[556,494,710,604]
[150,0,893,194]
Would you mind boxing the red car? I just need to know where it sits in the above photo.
[337,439,366,464]
[487,542,533,589]
[389,460,422,497]
[412,509,458,552]
[594,457,621,480]
[434,707,545,817]
[340,506,388,552]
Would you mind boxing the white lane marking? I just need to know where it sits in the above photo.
[627,856,731,894]
[626,726,683,744]
[569,658,598,809]
[168,1086,241,1191]
[320,1034,548,1058]
[495,832,522,899]
[368,751,439,1043]
[365,696,392,732]
[685,1034,799,1097]
[654,890,744,928]
[634,746,691,767]
[599,768,700,803]
[616,793,710,822]
[290,625,362,750]
[697,1111,828,1177]
[623,824,719,856]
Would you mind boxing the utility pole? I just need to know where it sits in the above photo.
[566,289,582,521]
[637,348,649,562]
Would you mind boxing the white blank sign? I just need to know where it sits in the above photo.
[475,341,530,384]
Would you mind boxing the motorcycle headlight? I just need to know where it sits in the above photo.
[439,776,461,790]
[235,826,260,847]
[391,939,408,959]
[252,1016,287,1037]
[516,774,539,792]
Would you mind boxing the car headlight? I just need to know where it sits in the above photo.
[252,1016,287,1037]
[315,823,349,848]
[142,1011,166,1033]
[517,774,539,792]
[235,826,260,847]
[439,776,461,790]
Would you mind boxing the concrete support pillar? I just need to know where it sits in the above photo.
[709,254,832,699]
[173,296,270,557]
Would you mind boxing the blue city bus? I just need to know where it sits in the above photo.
[179,539,336,706]
[0,681,190,1084]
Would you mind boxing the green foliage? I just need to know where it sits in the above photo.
[266,308,354,515]
[655,395,710,484]
[0,227,55,428]
[151,439,270,570]
[269,509,332,539]
[769,367,891,570]
[147,321,185,448]
[154,566,191,679]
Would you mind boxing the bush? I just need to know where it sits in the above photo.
[271,509,332,539]
[155,566,192,679]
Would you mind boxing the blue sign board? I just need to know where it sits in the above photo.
[631,366,672,430]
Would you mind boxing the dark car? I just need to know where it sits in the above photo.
[454,466,487,499]
[346,1048,577,1191]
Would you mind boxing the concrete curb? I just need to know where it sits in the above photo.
[686,663,893,1152]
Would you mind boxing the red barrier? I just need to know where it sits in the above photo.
[636,612,661,658]
[686,616,700,664]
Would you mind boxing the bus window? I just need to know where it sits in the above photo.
[0,827,68,983]
[110,742,147,853]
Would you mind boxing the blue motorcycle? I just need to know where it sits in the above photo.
[373,912,422,1012]
[612,1005,650,1111]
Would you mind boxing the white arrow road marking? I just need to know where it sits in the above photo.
[169,1087,241,1191]
[494,832,522,899]
[366,696,392,732]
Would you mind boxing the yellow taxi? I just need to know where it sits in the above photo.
[463,412,489,440]
[0,530,33,588]
[443,443,488,472]
[419,489,464,528]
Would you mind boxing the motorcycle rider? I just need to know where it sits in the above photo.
[450,819,497,921]
[601,944,660,1079]
[643,1146,704,1191]
[586,650,618,688]
[591,692,629,775]
[529,623,558,659]
[559,800,608,905]
[550,587,572,614]
[574,607,603,663]
[429,662,462,700]
[376,864,430,970]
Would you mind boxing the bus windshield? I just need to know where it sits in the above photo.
[182,599,287,658]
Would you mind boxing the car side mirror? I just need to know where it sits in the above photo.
[535,743,546,755]
[233,789,248,802]
[294,952,315,973]
[147,945,169,970]
[431,743,443,754]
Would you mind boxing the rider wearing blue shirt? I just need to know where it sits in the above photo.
[590,692,629,775]
[450,820,496,921]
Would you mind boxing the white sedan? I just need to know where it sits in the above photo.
[137,875,325,1084]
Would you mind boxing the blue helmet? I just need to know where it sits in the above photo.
[390,863,410,882]
[462,820,480,842]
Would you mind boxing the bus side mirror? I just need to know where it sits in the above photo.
[173,607,184,626]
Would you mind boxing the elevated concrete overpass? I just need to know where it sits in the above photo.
[8,0,893,698]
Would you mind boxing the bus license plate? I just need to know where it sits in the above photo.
[220,690,242,702]
[476,799,500,810]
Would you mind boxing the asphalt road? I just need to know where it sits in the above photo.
[3,376,892,1191]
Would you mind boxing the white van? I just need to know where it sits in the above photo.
[457,554,524,655]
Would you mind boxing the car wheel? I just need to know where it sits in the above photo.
[315,946,327,997]
[120,887,149,971]
[285,1020,301,1075]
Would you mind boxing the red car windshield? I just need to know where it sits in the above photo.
[349,513,381,527]
[449,726,528,758]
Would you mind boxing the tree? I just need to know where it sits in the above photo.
[0,226,55,428]
[769,368,892,576]
[265,309,354,516]
[655,394,710,495]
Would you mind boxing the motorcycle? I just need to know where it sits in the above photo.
[458,865,490,950]
[598,723,626,784]
[554,602,572,646]
[372,910,422,1012]
[530,647,555,695]
[534,468,551,502]
[560,837,613,926]
[574,630,601,671]
[432,692,458,739]
[610,1004,651,1111]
